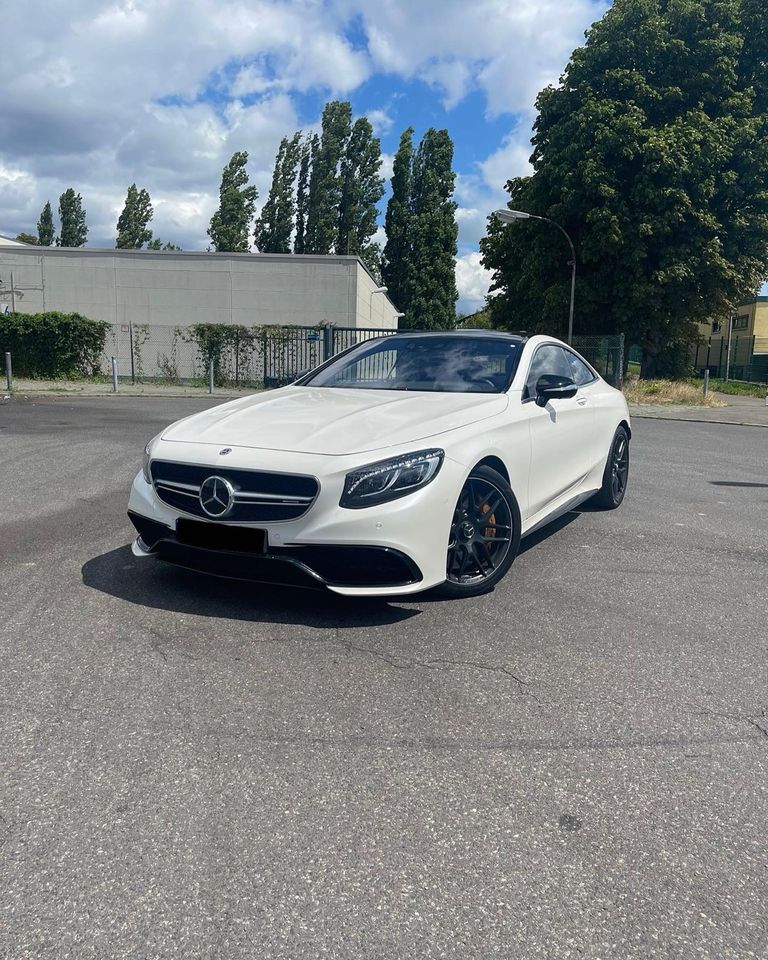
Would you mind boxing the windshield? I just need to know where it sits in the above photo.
[301,335,522,393]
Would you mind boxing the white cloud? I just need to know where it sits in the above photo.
[452,123,535,250]
[371,225,387,249]
[456,251,493,315]
[379,152,395,182]
[335,0,607,116]
[419,59,472,110]
[480,132,534,193]
[367,109,394,137]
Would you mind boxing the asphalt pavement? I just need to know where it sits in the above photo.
[1,395,767,960]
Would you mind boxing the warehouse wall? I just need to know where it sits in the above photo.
[0,248,400,329]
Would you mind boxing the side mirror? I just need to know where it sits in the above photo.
[535,374,578,407]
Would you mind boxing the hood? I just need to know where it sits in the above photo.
[161,386,508,456]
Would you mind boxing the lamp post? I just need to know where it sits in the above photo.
[494,208,577,345]
[369,285,388,325]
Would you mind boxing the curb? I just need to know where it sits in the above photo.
[630,411,768,429]
[2,391,244,401]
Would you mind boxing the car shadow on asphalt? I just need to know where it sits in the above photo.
[82,511,584,627]
[517,510,582,555]
[81,545,422,628]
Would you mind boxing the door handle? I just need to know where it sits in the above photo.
[576,397,588,406]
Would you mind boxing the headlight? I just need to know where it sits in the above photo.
[142,434,160,484]
[340,449,444,509]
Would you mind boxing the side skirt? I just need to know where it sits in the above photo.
[521,489,597,539]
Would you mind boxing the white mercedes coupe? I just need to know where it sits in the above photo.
[128,331,630,598]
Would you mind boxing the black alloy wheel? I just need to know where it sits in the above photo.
[592,425,630,509]
[439,464,521,598]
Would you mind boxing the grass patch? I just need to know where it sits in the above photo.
[688,377,766,398]
[623,376,727,407]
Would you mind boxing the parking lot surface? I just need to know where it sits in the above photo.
[1,396,767,959]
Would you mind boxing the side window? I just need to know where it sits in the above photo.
[565,350,596,386]
[524,345,573,399]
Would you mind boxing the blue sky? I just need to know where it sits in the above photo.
[0,0,615,312]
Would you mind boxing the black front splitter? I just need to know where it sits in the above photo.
[127,511,423,591]
[155,538,327,590]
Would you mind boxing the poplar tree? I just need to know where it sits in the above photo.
[208,151,258,253]
[294,134,317,255]
[382,127,415,314]
[337,117,384,258]
[116,183,154,249]
[305,101,352,254]
[255,133,301,253]
[480,0,768,376]
[37,202,54,245]
[57,189,88,247]
[403,129,458,329]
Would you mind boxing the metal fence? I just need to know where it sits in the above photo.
[100,324,626,389]
[691,336,768,384]
[569,334,625,388]
[100,323,397,388]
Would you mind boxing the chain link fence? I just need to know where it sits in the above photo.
[692,336,768,384]
[100,324,626,389]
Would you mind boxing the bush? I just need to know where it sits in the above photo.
[0,311,110,378]
[188,323,259,386]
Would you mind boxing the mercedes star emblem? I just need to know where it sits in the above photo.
[199,475,235,518]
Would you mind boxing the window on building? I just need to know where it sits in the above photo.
[732,314,748,330]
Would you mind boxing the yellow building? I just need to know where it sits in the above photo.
[710,297,768,340]
[695,296,768,381]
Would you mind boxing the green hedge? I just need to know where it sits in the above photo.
[0,311,110,378]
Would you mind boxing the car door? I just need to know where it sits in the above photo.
[519,343,596,519]
[563,347,610,477]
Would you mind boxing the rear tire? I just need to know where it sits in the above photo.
[590,425,630,509]
[437,465,521,598]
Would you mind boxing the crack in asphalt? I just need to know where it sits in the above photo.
[141,630,766,745]
[266,635,533,693]
[142,628,533,694]
[690,704,768,744]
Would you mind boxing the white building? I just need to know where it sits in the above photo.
[0,246,400,329]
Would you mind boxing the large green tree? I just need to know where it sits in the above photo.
[382,127,415,315]
[208,151,258,252]
[37,202,54,245]
[480,0,768,376]
[255,133,301,253]
[305,101,352,254]
[116,183,154,248]
[403,128,458,329]
[337,116,384,260]
[57,189,88,247]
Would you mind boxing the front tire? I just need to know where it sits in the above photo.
[438,465,521,598]
[591,425,630,509]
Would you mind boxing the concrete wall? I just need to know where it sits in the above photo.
[0,247,400,329]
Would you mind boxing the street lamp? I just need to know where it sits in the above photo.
[494,208,577,345]
[369,285,388,324]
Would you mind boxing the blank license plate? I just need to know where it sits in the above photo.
[175,519,267,554]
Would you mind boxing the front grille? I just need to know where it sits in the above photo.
[150,460,319,522]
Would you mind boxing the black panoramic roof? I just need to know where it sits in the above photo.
[388,329,525,342]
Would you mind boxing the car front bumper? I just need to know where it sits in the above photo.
[128,510,424,593]
[127,448,465,596]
